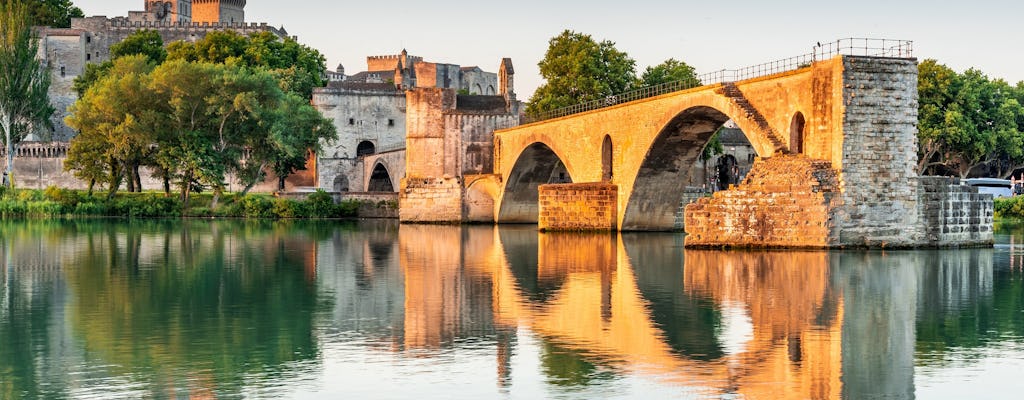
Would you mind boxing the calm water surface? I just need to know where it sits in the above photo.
[2,219,1024,399]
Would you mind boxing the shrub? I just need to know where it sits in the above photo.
[214,201,243,218]
[16,189,43,202]
[995,196,1024,219]
[44,186,82,212]
[189,207,214,217]
[26,201,63,217]
[241,195,274,219]
[73,201,107,216]
[272,198,307,218]
[305,190,336,218]
[338,200,360,217]
[0,199,27,217]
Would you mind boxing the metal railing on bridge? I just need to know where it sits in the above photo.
[524,38,913,123]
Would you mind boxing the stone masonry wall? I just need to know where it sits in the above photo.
[399,177,462,223]
[685,155,841,248]
[837,57,922,246]
[538,183,618,232]
[916,177,993,247]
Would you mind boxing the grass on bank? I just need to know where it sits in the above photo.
[0,185,384,219]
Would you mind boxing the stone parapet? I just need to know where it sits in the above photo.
[538,183,618,232]
[915,177,993,247]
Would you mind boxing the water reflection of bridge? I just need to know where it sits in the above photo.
[376,225,998,399]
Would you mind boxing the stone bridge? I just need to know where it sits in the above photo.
[492,55,993,248]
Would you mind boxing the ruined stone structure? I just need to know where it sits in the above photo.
[313,53,520,213]
[490,54,993,248]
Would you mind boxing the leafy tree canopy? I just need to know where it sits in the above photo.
[66,57,336,203]
[0,0,83,28]
[917,59,1024,179]
[526,30,636,117]
[166,30,327,98]
[640,58,700,87]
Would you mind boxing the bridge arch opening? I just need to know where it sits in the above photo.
[622,106,753,231]
[367,162,395,192]
[790,112,805,154]
[602,135,613,182]
[498,142,573,223]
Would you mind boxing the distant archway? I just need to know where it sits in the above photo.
[474,83,484,95]
[789,112,805,154]
[356,141,376,157]
[486,85,496,95]
[333,175,349,192]
[368,163,394,192]
[601,135,613,182]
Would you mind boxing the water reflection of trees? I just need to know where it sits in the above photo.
[915,249,1024,364]
[0,220,330,398]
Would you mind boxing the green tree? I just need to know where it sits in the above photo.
[110,29,166,63]
[640,58,700,87]
[0,0,83,28]
[166,30,327,98]
[65,55,159,197]
[72,29,166,96]
[526,30,636,117]
[1,0,55,188]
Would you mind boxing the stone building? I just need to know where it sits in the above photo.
[313,52,520,200]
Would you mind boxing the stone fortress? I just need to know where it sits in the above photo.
[10,1,297,192]
[312,51,522,215]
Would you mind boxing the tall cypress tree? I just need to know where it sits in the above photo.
[0,0,55,187]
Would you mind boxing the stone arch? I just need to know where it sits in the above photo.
[601,135,613,182]
[367,162,395,192]
[790,112,806,154]
[622,106,743,231]
[474,83,483,95]
[333,174,349,192]
[498,142,573,223]
[486,85,496,95]
[464,177,500,223]
[356,140,376,157]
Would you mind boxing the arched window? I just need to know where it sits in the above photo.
[790,112,806,154]
[356,141,376,157]
[368,163,394,192]
[601,135,613,182]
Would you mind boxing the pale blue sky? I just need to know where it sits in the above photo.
[75,0,1024,98]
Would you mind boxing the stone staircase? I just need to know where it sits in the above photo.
[719,83,789,154]
[684,155,841,248]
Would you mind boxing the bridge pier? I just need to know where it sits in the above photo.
[538,183,618,231]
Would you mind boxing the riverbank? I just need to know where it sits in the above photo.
[0,186,395,219]
[995,196,1024,219]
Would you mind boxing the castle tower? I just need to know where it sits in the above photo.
[144,0,192,23]
[192,0,246,24]
[499,58,515,103]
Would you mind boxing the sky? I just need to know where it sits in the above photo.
[73,0,1024,99]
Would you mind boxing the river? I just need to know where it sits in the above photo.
[1,219,1023,399]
